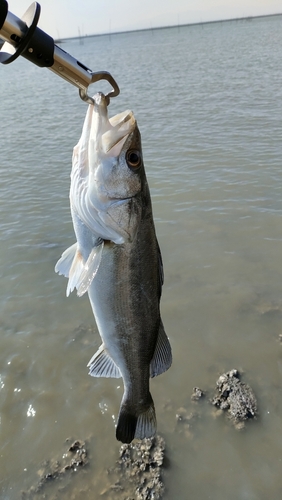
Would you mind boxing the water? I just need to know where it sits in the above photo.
[1,15,282,499]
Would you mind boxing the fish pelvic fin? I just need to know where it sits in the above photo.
[116,393,156,444]
[77,240,104,297]
[87,344,121,378]
[67,248,85,296]
[150,320,172,378]
[55,240,103,297]
[55,243,84,296]
[55,243,77,278]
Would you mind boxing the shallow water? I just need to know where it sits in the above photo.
[1,15,282,499]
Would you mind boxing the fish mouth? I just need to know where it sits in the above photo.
[92,92,136,157]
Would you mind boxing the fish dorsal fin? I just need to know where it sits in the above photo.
[150,320,172,378]
[87,344,122,378]
[77,240,104,297]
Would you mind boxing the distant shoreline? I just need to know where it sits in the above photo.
[60,12,282,43]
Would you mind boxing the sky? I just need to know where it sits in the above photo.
[5,0,282,39]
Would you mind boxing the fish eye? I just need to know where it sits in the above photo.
[126,150,142,169]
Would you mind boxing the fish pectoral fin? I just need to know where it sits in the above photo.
[87,344,121,378]
[150,320,172,378]
[77,240,104,297]
[55,243,77,278]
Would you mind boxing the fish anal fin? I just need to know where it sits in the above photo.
[150,320,172,378]
[87,345,121,378]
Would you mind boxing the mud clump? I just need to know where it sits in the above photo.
[21,439,88,499]
[102,435,166,499]
[191,387,205,401]
[211,369,257,428]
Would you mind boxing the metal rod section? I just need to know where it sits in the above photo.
[0,1,120,103]
[50,44,92,90]
[0,10,27,43]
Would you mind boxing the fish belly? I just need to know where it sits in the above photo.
[87,239,159,377]
[87,234,161,443]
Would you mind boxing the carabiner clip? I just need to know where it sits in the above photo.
[79,71,120,106]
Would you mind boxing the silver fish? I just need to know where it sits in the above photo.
[55,93,172,443]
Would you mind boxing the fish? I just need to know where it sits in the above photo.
[55,92,172,443]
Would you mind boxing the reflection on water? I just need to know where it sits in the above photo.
[1,14,282,499]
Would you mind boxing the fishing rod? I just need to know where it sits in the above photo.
[0,0,119,104]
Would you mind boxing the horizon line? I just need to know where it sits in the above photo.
[58,12,282,43]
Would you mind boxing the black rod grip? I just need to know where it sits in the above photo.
[0,0,8,30]
[22,25,54,68]
[0,2,54,67]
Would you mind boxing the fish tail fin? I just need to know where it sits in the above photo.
[134,399,157,441]
[116,410,138,444]
[116,393,156,444]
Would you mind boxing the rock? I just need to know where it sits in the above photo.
[211,369,258,428]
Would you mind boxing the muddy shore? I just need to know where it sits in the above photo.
[21,369,257,499]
